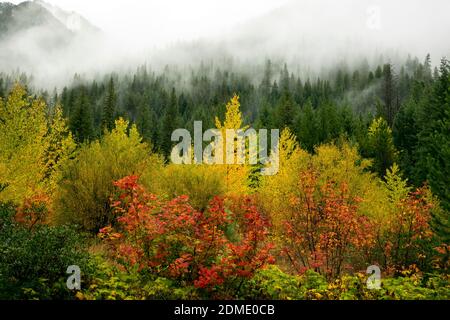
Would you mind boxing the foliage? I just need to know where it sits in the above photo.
[142,163,226,211]
[366,117,398,177]
[241,265,450,300]
[102,77,117,131]
[0,54,449,300]
[99,175,274,298]
[375,186,436,272]
[214,94,251,195]
[78,255,197,300]
[0,85,73,204]
[281,170,374,279]
[0,202,89,299]
[259,137,384,246]
[415,59,450,212]
[53,118,157,232]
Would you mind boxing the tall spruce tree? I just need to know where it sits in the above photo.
[102,76,117,131]
[415,59,450,212]
[70,87,94,143]
[160,88,179,158]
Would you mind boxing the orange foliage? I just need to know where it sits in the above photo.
[99,175,274,292]
[281,170,375,279]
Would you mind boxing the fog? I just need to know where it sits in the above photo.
[1,0,450,88]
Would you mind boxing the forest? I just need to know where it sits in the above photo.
[0,53,449,300]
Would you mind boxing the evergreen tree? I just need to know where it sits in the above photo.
[296,100,318,152]
[415,59,450,212]
[276,91,295,130]
[70,87,94,143]
[367,117,397,177]
[280,63,290,93]
[380,63,399,127]
[160,88,179,157]
[423,53,432,82]
[375,65,383,78]
[270,80,279,104]
[368,71,374,83]
[393,101,419,183]
[261,59,273,97]
[0,78,4,98]
[258,103,272,128]
[102,76,117,131]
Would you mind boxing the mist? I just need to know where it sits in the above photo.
[1,0,449,88]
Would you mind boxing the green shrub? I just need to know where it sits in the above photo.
[241,265,303,299]
[379,274,450,300]
[241,266,333,300]
[80,255,198,300]
[0,203,89,299]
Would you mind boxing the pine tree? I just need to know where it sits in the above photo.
[258,103,272,128]
[276,91,295,130]
[261,59,273,97]
[294,77,304,105]
[393,101,419,182]
[367,117,397,177]
[270,80,279,104]
[102,76,117,131]
[368,71,374,83]
[424,53,432,82]
[296,100,318,152]
[381,63,398,127]
[70,87,94,143]
[280,63,290,93]
[415,58,450,212]
[375,65,383,78]
[0,78,5,98]
[160,88,179,157]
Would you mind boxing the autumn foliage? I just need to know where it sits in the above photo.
[99,175,274,295]
[14,193,50,230]
[278,169,437,279]
[281,170,374,279]
[376,187,435,273]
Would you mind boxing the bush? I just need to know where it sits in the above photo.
[53,118,160,232]
[142,163,226,211]
[79,256,198,300]
[379,273,450,300]
[0,203,89,299]
[241,265,303,300]
[241,264,450,300]
[99,176,274,299]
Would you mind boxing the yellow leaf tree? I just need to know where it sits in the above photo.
[45,104,77,192]
[0,85,47,203]
[0,84,76,204]
[214,94,251,195]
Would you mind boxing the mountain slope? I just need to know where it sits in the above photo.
[34,0,99,33]
[0,1,104,87]
[0,1,73,42]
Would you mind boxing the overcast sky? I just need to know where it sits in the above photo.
[4,0,450,87]
[10,0,291,46]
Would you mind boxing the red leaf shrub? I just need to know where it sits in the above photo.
[378,187,435,273]
[282,171,375,279]
[15,193,50,230]
[99,175,274,294]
